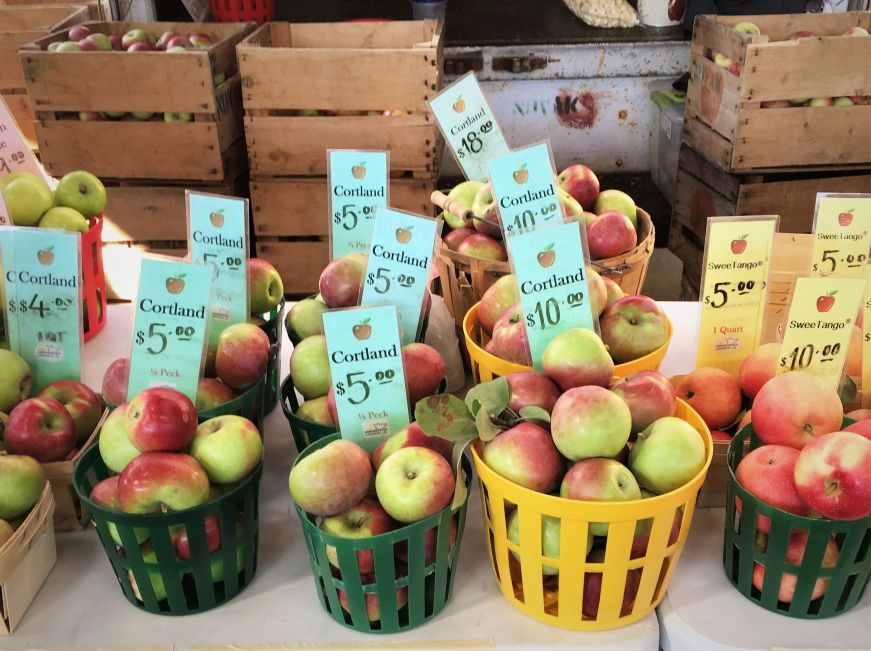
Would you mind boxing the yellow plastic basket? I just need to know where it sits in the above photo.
[462,302,673,383]
[471,399,712,630]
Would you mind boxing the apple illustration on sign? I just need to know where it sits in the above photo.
[730,234,748,254]
[353,318,372,340]
[351,161,367,179]
[166,274,186,295]
[513,163,529,185]
[816,290,837,313]
[37,246,54,265]
[453,95,465,113]
[210,209,224,228]
[537,244,556,268]
[838,209,854,227]
[395,225,414,244]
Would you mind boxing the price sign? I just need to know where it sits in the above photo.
[0,96,45,181]
[696,216,777,376]
[487,142,561,237]
[328,150,389,259]
[187,191,249,345]
[863,265,871,408]
[777,275,864,389]
[811,194,871,277]
[127,257,213,401]
[507,221,595,369]
[0,227,82,391]
[0,193,9,228]
[360,207,440,344]
[429,71,510,182]
[322,305,409,452]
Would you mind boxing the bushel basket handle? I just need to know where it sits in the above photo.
[431,191,474,222]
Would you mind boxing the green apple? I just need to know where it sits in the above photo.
[734,21,761,35]
[190,415,263,484]
[321,498,395,574]
[593,189,637,228]
[2,176,53,226]
[164,112,193,122]
[0,171,44,193]
[56,41,83,52]
[131,111,155,120]
[0,349,31,413]
[289,334,330,399]
[289,439,372,516]
[129,543,168,602]
[508,510,591,575]
[285,298,328,341]
[38,206,89,233]
[209,524,246,583]
[54,170,107,219]
[551,386,632,461]
[561,458,640,535]
[629,416,706,494]
[444,181,484,230]
[296,395,334,426]
[248,258,284,314]
[98,405,141,473]
[375,447,454,523]
[0,454,44,520]
[541,328,614,392]
[0,519,13,548]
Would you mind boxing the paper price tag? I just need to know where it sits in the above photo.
[487,142,561,237]
[328,150,389,259]
[187,191,249,345]
[777,275,864,389]
[0,96,45,181]
[508,222,596,369]
[429,71,510,182]
[0,227,82,391]
[863,265,871,408]
[0,193,10,228]
[128,257,213,401]
[811,194,871,277]
[322,305,410,453]
[360,207,440,344]
[696,216,777,376]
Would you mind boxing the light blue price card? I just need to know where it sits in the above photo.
[328,150,389,259]
[127,257,213,401]
[186,190,249,346]
[487,141,561,237]
[360,207,440,344]
[0,227,82,391]
[507,221,596,370]
[429,71,510,182]
[322,305,410,453]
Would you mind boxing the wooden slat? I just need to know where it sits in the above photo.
[685,54,741,143]
[713,11,869,43]
[1,92,36,149]
[672,165,737,240]
[677,144,741,201]
[255,240,328,295]
[668,222,704,287]
[682,113,735,173]
[691,14,754,66]
[287,20,438,49]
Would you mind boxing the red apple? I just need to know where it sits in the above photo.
[478,274,518,337]
[483,422,563,493]
[599,295,669,364]
[738,343,780,399]
[68,25,90,41]
[471,183,503,240]
[127,42,154,52]
[322,498,396,574]
[675,367,742,430]
[711,430,732,441]
[761,100,792,109]
[338,586,408,622]
[5,397,77,462]
[101,357,130,406]
[587,266,608,317]
[402,343,445,406]
[506,371,561,415]
[319,253,366,308]
[108,34,123,50]
[735,444,809,534]
[542,327,614,391]
[583,547,642,619]
[846,408,871,420]
[396,513,458,565]
[165,35,187,50]
[371,422,452,470]
[172,514,221,560]
[118,453,210,513]
[125,387,197,453]
[187,32,213,48]
[844,419,871,441]
[248,257,284,315]
[561,458,640,535]
[38,380,103,444]
[737,409,752,432]
[195,378,236,411]
[215,322,270,391]
[490,305,532,365]
[557,164,600,210]
[154,30,177,50]
[375,446,454,523]
[290,439,372,517]
[457,233,508,262]
[752,531,839,603]
[610,370,677,434]
[551,386,632,461]
[794,431,871,520]
[443,228,474,251]
[587,211,637,259]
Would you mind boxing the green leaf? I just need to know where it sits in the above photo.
[465,377,510,418]
[476,407,504,442]
[519,405,551,423]
[178,273,186,279]
[362,317,371,324]
[414,394,477,443]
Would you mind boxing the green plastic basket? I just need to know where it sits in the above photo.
[293,433,472,633]
[199,374,266,432]
[280,376,338,453]
[723,424,871,619]
[255,298,284,414]
[72,444,261,616]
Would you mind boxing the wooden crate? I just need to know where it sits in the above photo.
[21,20,256,182]
[238,20,443,179]
[685,12,871,174]
[0,0,109,20]
[255,239,328,297]
[1,91,37,149]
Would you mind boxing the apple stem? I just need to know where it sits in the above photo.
[824,479,840,497]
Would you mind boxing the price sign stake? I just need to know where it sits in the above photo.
[863,265,871,408]
[429,71,510,182]
[187,191,249,345]
[488,142,561,237]
[322,305,410,452]
[508,221,596,369]
[128,257,213,401]
[777,275,864,390]
[696,216,777,376]
[328,150,389,259]
[360,207,440,344]
[0,227,82,391]
[811,193,871,277]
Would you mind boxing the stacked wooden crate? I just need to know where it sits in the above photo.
[670,11,871,298]
[21,20,256,299]
[237,20,444,295]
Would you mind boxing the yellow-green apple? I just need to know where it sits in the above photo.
[551,386,631,461]
[98,405,141,473]
[788,98,809,106]
[752,371,843,449]
[321,498,396,574]
[508,510,588,575]
[128,543,168,602]
[443,181,484,230]
[195,378,236,411]
[491,305,532,365]
[38,380,103,444]
[845,325,862,377]
[154,30,177,50]
[375,446,454,523]
[833,97,855,106]
[629,416,706,494]
[0,520,12,548]
[319,252,366,308]
[471,182,503,240]
[752,531,839,603]
[171,514,220,560]
[478,274,519,336]
[675,367,742,430]
[600,295,669,364]
[38,206,89,233]
[562,458,640,535]
[338,586,408,622]
[738,342,780,399]
[586,266,608,317]
[557,188,583,218]
[0,454,44,520]
[593,189,637,227]
[125,387,197,452]
[542,327,614,390]
[402,343,445,406]
[582,546,642,619]
[457,233,508,261]
[188,32,213,48]
[611,370,677,434]
[297,396,335,425]
[372,422,452,470]
[443,227,475,251]
[794,431,871,520]
[0,349,32,412]
[121,29,149,49]
[557,163,600,210]
[289,334,331,399]
[89,476,150,546]
[248,258,284,314]
[54,170,106,219]
[55,41,83,52]
[6,397,76,462]
[101,357,129,407]
[289,439,372,516]
[482,422,562,492]
[807,97,833,107]
[735,444,809,534]
[118,452,210,513]
[285,298,327,341]
[734,21,760,34]
[1,174,53,226]
[215,322,270,391]
[82,33,112,51]
[506,371,561,415]
[844,419,871,441]
[190,415,262,484]
[587,211,637,259]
